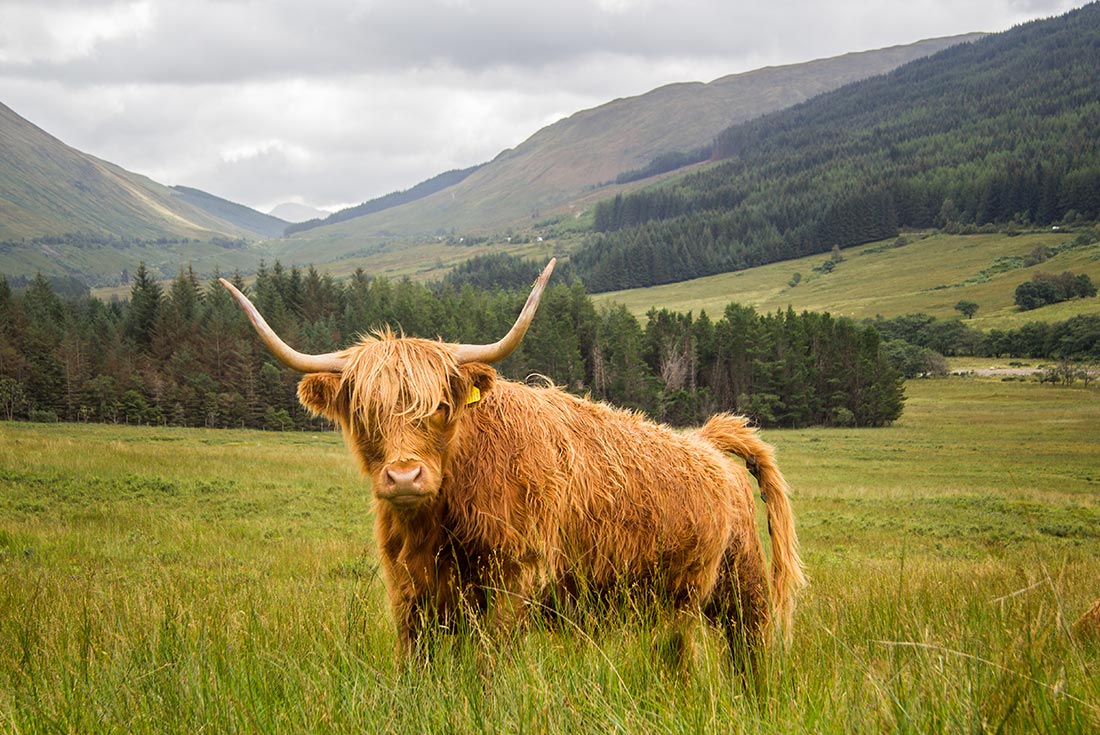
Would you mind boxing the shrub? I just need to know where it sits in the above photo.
[1015,271,1096,310]
[263,408,295,431]
[28,409,58,423]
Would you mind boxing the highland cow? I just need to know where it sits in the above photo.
[221,260,804,662]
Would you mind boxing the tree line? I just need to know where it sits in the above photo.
[573,4,1100,292]
[0,259,904,430]
[1014,271,1097,310]
[869,311,1100,369]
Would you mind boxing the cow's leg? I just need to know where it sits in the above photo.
[388,550,468,661]
[393,593,426,660]
[482,554,538,640]
[656,555,724,671]
[655,605,701,670]
[706,541,769,679]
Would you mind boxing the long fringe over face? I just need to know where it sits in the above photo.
[342,329,461,437]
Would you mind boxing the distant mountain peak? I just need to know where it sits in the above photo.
[268,201,330,223]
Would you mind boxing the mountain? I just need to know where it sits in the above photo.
[172,186,288,238]
[0,101,275,243]
[285,165,482,236]
[276,33,983,254]
[269,202,330,223]
[570,3,1100,291]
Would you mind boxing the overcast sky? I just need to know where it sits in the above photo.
[0,0,1088,215]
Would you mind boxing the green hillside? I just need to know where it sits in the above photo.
[0,102,271,242]
[574,4,1100,292]
[284,165,482,236]
[1,237,274,289]
[593,229,1100,331]
[171,186,289,239]
[272,35,978,254]
[0,101,282,286]
[0,34,987,288]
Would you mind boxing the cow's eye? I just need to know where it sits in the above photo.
[430,402,451,427]
[356,432,384,466]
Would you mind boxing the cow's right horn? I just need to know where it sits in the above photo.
[220,278,348,374]
[453,258,555,365]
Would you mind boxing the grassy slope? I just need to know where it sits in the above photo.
[233,237,566,302]
[0,102,260,243]
[0,102,283,286]
[0,36,989,288]
[593,230,1100,329]
[272,36,980,254]
[4,239,275,289]
[1,377,1098,732]
[170,186,289,240]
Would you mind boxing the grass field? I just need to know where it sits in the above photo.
[1,377,1099,732]
[594,230,1100,330]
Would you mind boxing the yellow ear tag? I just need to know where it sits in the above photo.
[466,386,481,406]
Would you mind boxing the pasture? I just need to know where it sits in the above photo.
[1,377,1098,733]
[593,230,1100,329]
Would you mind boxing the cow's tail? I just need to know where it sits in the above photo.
[698,413,806,643]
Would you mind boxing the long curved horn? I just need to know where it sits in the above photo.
[452,258,555,365]
[219,278,347,373]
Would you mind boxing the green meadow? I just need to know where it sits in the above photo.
[594,231,1100,329]
[1,376,1099,733]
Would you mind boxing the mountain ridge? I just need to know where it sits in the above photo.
[276,33,985,252]
[0,32,988,286]
[171,186,289,239]
[569,3,1100,291]
[0,100,280,243]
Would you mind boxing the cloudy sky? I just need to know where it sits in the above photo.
[0,0,1087,216]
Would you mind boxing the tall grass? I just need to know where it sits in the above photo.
[1,378,1098,732]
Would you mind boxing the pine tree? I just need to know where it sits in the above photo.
[21,274,66,417]
[592,304,656,412]
[124,262,163,351]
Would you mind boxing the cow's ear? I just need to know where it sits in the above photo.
[298,373,346,420]
[455,362,496,406]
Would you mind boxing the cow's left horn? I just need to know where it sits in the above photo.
[453,258,555,365]
[220,278,348,373]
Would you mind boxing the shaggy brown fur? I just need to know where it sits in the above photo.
[297,332,806,662]
[1074,597,1100,639]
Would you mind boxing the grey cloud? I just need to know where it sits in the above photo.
[0,0,1090,211]
[3,0,1018,84]
[1009,0,1078,11]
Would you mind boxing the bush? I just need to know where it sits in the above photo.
[830,407,856,427]
[28,409,58,423]
[263,408,295,431]
[1015,271,1097,310]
